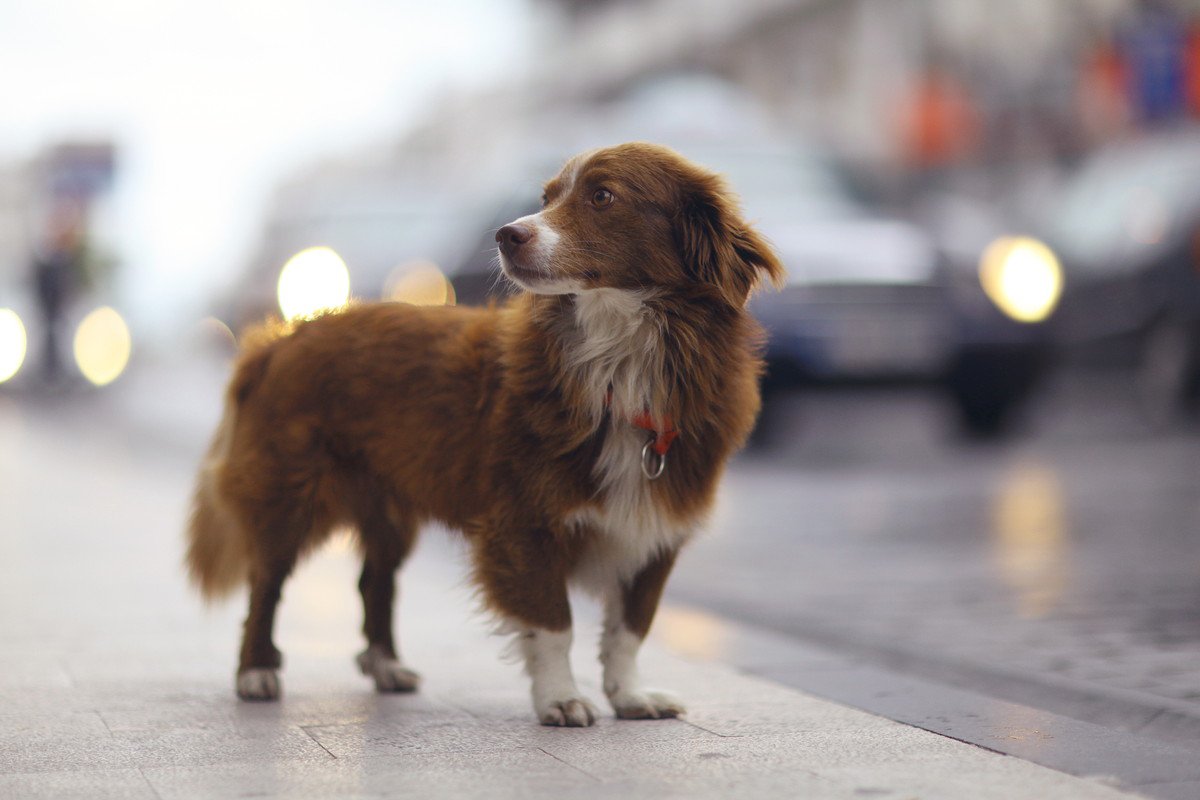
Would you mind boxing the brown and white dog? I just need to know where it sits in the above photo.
[186,142,783,726]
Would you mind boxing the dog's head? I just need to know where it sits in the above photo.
[495,142,785,306]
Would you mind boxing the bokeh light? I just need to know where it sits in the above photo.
[991,461,1068,619]
[979,236,1064,324]
[653,606,729,661]
[277,246,350,321]
[0,309,27,384]
[383,261,456,306]
[73,306,132,386]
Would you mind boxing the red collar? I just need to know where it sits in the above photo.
[604,387,678,456]
[631,410,678,456]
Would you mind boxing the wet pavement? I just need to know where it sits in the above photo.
[668,370,1200,747]
[95,350,1200,748]
[0,369,1156,799]
[3,348,1198,796]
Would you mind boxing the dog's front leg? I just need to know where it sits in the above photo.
[518,626,596,727]
[601,548,686,719]
[474,527,597,727]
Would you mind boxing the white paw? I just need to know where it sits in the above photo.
[536,696,599,727]
[357,646,421,693]
[610,689,686,720]
[236,668,280,701]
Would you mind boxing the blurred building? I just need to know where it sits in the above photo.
[257,0,1200,200]
[532,0,1200,165]
[231,0,1200,319]
[0,160,34,290]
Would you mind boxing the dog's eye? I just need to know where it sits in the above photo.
[591,188,614,207]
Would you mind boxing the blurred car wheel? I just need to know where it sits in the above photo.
[748,382,789,451]
[946,347,1044,437]
[1136,317,1200,429]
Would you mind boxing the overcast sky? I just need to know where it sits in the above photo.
[0,0,530,331]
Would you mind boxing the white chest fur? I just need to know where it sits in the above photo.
[563,289,694,593]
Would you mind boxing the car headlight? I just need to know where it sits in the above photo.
[277,246,351,321]
[0,308,27,383]
[74,306,132,386]
[979,236,1063,323]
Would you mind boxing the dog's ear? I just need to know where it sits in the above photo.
[674,174,785,305]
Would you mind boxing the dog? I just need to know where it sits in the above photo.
[186,142,783,726]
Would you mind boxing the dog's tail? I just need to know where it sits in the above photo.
[185,322,284,601]
[185,395,245,601]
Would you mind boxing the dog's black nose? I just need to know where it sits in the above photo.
[496,223,533,256]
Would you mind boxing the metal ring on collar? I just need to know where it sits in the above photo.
[641,440,666,480]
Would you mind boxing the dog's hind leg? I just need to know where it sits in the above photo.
[234,497,321,701]
[355,505,421,693]
[237,557,293,700]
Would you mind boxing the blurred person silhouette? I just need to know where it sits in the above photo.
[31,199,88,382]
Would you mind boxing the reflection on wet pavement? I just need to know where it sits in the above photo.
[991,460,1069,619]
[670,372,1200,742]
[656,606,731,663]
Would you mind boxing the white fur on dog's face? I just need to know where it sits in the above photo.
[498,212,584,295]
[497,154,584,294]
[497,149,655,296]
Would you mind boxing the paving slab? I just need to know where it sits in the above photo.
[142,749,594,800]
[0,768,158,800]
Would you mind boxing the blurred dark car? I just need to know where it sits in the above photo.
[718,145,1057,438]
[226,153,488,329]
[1035,130,1200,423]
[449,143,1058,437]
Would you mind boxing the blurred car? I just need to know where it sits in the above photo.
[448,142,1057,437]
[226,151,495,329]
[708,145,1057,438]
[1035,129,1200,424]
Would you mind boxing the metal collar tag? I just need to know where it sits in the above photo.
[641,440,666,480]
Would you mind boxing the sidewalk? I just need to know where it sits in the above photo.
[0,383,1150,799]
